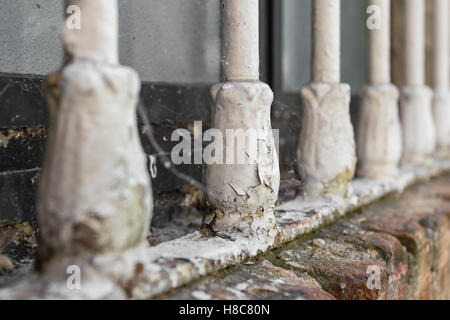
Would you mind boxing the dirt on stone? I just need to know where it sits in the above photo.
[0,221,37,275]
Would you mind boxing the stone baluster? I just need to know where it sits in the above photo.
[432,0,450,157]
[356,0,402,179]
[36,0,152,297]
[296,0,356,197]
[400,0,436,165]
[204,0,280,242]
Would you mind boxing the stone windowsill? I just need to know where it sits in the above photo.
[1,158,449,299]
[127,158,450,299]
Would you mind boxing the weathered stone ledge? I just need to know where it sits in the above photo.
[1,158,449,299]
[165,172,450,300]
[274,160,450,245]
[125,158,450,299]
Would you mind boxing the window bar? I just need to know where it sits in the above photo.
[204,0,280,243]
[431,0,450,157]
[36,0,153,297]
[356,0,402,179]
[400,0,436,165]
[296,0,356,197]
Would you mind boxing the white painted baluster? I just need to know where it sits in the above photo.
[36,0,152,298]
[432,0,450,157]
[400,0,436,165]
[297,0,356,197]
[356,0,402,179]
[204,0,280,243]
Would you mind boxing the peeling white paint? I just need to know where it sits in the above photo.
[235,282,250,291]
[205,0,280,238]
[192,291,212,300]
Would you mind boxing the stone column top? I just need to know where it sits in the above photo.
[404,0,425,86]
[367,0,391,84]
[312,0,341,83]
[64,0,119,65]
[222,0,260,81]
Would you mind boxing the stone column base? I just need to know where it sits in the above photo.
[38,61,152,272]
[356,84,402,179]
[297,82,356,197]
[204,81,280,239]
[400,85,436,165]
[432,90,450,157]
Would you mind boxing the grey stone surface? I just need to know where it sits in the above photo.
[0,1,65,76]
[1,0,366,89]
[0,0,221,83]
[118,0,220,83]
